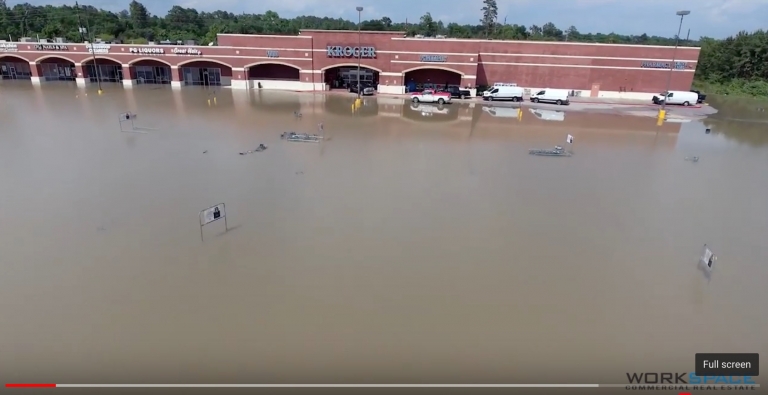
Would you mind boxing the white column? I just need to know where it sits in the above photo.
[231,68,249,89]
[76,77,87,87]
[122,79,135,88]
[171,81,182,89]
[31,76,43,85]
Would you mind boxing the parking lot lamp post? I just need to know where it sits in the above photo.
[356,7,364,99]
[659,10,690,121]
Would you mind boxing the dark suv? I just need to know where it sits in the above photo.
[349,82,376,96]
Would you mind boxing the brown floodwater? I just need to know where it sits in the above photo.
[0,82,766,393]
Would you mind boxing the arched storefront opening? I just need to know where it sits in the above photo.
[248,63,300,81]
[404,102,459,123]
[404,67,463,93]
[37,56,76,81]
[180,60,232,86]
[83,58,123,83]
[0,55,32,80]
[131,59,172,85]
[324,65,380,91]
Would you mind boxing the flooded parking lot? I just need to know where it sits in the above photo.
[1,82,766,390]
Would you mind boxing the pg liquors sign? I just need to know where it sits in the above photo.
[129,47,164,54]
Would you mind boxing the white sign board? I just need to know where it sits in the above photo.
[201,204,225,226]
[702,248,713,266]
[199,203,227,241]
[171,47,201,55]
[86,43,111,54]
[0,42,18,52]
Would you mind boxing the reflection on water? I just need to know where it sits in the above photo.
[0,84,767,387]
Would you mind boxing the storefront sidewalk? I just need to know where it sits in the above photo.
[309,89,704,109]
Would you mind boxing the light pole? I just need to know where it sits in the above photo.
[659,10,690,121]
[356,6,363,99]
[76,2,102,95]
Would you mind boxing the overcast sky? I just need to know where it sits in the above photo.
[11,0,768,39]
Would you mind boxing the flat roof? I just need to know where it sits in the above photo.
[299,29,406,34]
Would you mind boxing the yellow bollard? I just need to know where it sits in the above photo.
[656,109,666,126]
[97,89,103,95]
[213,97,217,105]
[207,99,211,106]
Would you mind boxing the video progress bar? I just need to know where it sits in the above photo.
[7,384,608,388]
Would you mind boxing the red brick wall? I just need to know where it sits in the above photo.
[5,33,702,92]
[217,34,311,50]
[479,63,694,91]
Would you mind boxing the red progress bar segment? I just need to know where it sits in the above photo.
[6,384,57,388]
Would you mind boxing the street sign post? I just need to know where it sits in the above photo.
[199,203,227,241]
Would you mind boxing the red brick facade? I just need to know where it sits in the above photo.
[0,30,699,95]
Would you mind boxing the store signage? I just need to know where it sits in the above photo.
[129,47,164,54]
[0,43,18,52]
[420,54,447,62]
[86,43,111,54]
[171,47,201,55]
[266,50,279,58]
[641,61,688,70]
[35,44,68,51]
[326,46,376,58]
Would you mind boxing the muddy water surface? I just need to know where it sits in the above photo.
[1,83,766,390]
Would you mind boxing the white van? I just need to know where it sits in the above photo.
[483,85,524,101]
[528,108,565,121]
[482,106,520,118]
[652,91,699,106]
[530,89,570,105]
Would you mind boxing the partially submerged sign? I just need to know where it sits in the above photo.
[700,244,716,271]
[199,203,227,241]
[118,112,156,133]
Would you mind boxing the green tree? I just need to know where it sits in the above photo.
[419,12,436,37]
[128,0,148,29]
[481,0,498,38]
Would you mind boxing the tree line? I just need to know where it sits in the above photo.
[0,0,765,96]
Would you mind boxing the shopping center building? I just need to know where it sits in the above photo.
[0,30,700,99]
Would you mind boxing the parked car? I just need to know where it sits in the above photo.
[530,89,570,105]
[483,85,524,101]
[652,91,699,106]
[411,89,452,104]
[690,90,707,103]
[439,86,472,99]
[349,83,375,96]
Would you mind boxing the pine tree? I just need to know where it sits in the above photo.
[481,0,498,38]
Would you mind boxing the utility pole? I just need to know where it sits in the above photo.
[659,10,690,124]
[76,2,102,94]
[356,6,363,100]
